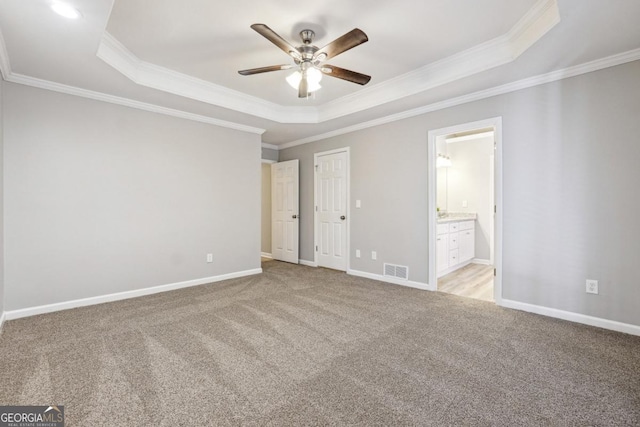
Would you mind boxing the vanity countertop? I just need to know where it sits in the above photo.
[437,213,477,223]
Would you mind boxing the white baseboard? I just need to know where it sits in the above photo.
[0,311,5,335]
[260,252,273,259]
[347,269,434,291]
[472,258,492,265]
[299,259,318,267]
[4,268,263,321]
[500,299,640,337]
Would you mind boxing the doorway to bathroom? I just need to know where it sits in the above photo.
[428,117,503,303]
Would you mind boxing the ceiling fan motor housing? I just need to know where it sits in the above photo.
[238,24,371,91]
[294,30,319,64]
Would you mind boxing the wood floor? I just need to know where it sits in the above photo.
[438,263,494,302]
[263,257,494,302]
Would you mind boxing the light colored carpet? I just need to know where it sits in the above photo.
[1,260,639,426]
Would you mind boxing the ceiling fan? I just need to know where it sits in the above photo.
[238,24,371,98]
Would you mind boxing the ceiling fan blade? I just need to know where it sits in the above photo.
[321,65,371,85]
[298,73,309,98]
[250,24,301,60]
[314,29,368,61]
[238,64,293,75]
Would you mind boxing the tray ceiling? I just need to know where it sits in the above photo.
[1,0,639,144]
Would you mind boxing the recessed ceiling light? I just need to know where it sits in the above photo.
[51,2,81,19]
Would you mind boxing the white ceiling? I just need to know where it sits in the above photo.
[1,0,640,146]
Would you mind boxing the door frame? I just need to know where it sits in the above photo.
[261,159,276,260]
[427,117,503,304]
[313,147,351,271]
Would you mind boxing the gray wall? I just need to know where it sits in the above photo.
[4,83,261,311]
[261,147,278,162]
[281,120,429,279]
[0,81,4,319]
[261,163,272,254]
[279,60,640,327]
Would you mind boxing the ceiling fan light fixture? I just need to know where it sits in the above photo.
[285,71,300,90]
[307,67,323,85]
[239,23,370,97]
[286,69,322,92]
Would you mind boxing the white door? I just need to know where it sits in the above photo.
[316,151,348,271]
[272,160,299,264]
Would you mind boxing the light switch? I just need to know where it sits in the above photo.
[356,200,361,208]
[371,251,377,260]
[462,200,468,208]
[355,249,361,258]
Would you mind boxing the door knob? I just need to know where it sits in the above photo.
[340,215,346,220]
[292,215,297,219]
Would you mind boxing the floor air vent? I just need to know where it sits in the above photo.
[383,263,409,280]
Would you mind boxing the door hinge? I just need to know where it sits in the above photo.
[316,245,318,251]
[494,268,497,277]
[494,205,497,213]
[315,205,318,212]
[314,164,318,171]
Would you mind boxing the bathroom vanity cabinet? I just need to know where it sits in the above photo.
[436,220,475,278]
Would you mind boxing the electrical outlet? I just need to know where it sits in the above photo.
[462,200,468,208]
[371,251,377,260]
[586,279,598,294]
[207,253,213,263]
[355,249,361,258]
[356,200,361,208]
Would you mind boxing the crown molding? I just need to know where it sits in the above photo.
[316,0,559,122]
[5,72,265,135]
[278,47,640,149]
[506,0,561,58]
[97,0,559,125]
[97,32,318,124]
[3,28,637,149]
[0,25,262,134]
[3,0,635,149]
[0,25,11,79]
